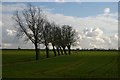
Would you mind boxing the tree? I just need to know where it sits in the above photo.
[49,24,62,56]
[49,22,57,56]
[41,21,51,58]
[13,4,47,60]
[62,25,77,55]
[54,26,62,56]
[61,26,68,55]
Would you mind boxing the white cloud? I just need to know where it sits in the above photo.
[83,27,103,37]
[47,11,118,35]
[2,3,26,13]
[104,8,110,14]
[0,21,2,27]
[55,0,65,2]
[75,0,81,2]
[6,29,16,36]
[2,43,12,48]
[78,27,118,49]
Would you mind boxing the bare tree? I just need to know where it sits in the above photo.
[54,26,61,56]
[13,4,47,60]
[41,21,51,58]
[62,25,77,55]
[61,26,68,55]
[49,22,57,56]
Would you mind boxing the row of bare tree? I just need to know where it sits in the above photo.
[13,4,77,60]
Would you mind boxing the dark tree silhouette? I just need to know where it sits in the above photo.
[41,21,51,58]
[13,4,47,60]
[59,47,64,55]
[54,26,62,56]
[61,25,77,55]
[49,22,57,56]
[61,26,68,55]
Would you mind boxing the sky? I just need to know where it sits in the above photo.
[0,1,119,49]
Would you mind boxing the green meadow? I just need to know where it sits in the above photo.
[2,50,118,78]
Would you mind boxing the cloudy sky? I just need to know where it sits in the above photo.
[1,2,118,49]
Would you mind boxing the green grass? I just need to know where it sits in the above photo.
[2,50,118,78]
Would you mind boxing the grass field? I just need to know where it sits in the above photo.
[2,50,118,78]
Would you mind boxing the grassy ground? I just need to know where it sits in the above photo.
[2,50,118,78]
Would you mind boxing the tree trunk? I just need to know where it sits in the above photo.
[60,47,63,55]
[67,45,71,55]
[46,45,49,58]
[52,44,57,56]
[62,46,67,55]
[57,47,60,56]
[35,42,39,60]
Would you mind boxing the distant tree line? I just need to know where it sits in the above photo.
[13,4,77,60]
[76,48,118,51]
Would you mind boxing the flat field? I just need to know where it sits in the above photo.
[2,50,118,78]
